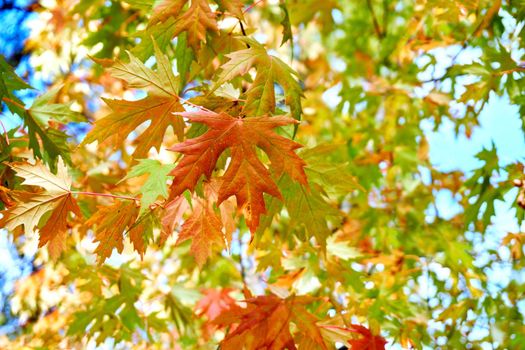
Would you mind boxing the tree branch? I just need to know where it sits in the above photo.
[366,0,384,39]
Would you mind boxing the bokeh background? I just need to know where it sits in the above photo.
[0,2,524,348]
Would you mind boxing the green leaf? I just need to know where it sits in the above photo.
[0,55,32,94]
[211,39,303,122]
[281,176,341,250]
[175,32,194,93]
[84,44,185,156]
[123,159,176,213]
[24,110,71,170]
[30,86,85,124]
[132,18,178,61]
[279,1,293,47]
[108,49,178,97]
[301,145,362,196]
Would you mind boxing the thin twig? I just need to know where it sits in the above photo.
[243,0,265,14]
[328,293,350,327]
[0,119,9,145]
[238,238,250,296]
[366,0,384,39]
[239,21,250,48]
[382,0,388,37]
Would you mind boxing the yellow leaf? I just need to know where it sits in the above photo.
[0,159,80,258]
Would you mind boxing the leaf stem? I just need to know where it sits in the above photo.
[244,0,265,14]
[176,95,214,114]
[2,96,26,110]
[72,191,138,202]
[366,0,384,39]
[0,119,9,145]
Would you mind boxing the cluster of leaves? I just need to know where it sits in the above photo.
[1,0,525,349]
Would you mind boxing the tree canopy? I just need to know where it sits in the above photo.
[0,0,524,349]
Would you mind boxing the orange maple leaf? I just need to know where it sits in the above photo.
[86,201,139,263]
[213,294,327,350]
[160,196,189,243]
[162,180,236,265]
[196,288,237,321]
[195,288,238,339]
[172,0,218,50]
[39,194,81,259]
[176,198,224,267]
[169,110,307,233]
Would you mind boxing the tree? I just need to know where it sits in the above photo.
[0,0,524,348]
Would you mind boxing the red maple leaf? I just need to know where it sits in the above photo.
[169,110,307,232]
[347,324,387,350]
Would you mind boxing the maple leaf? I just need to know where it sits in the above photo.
[0,159,80,258]
[83,43,185,158]
[257,174,340,250]
[122,159,175,214]
[3,92,72,171]
[0,55,32,95]
[149,0,218,51]
[279,2,293,47]
[29,85,85,125]
[214,294,327,350]
[39,194,81,259]
[214,295,296,350]
[2,80,81,171]
[176,198,224,267]
[282,177,341,250]
[173,180,236,265]
[300,144,362,196]
[196,288,238,339]
[150,0,188,25]
[128,210,157,258]
[172,0,218,51]
[346,324,387,350]
[289,299,329,349]
[196,288,237,321]
[132,17,179,61]
[215,0,244,19]
[211,39,303,122]
[160,196,189,243]
[169,110,307,232]
[86,201,139,263]
[206,179,237,243]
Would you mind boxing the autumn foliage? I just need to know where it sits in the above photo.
[1,0,525,349]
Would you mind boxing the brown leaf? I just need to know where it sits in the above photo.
[86,201,139,263]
